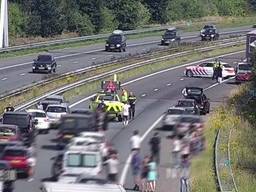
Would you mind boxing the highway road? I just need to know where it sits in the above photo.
[0,26,251,95]
[11,51,244,192]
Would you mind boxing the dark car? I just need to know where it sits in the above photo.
[105,30,127,52]
[32,54,57,73]
[0,142,23,158]
[200,25,219,41]
[0,124,21,143]
[56,114,97,149]
[2,112,36,147]
[0,160,16,192]
[161,27,181,46]
[182,87,210,115]
[175,99,200,115]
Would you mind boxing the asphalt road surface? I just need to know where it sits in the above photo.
[11,51,244,192]
[0,26,251,95]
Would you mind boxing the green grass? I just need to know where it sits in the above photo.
[1,15,254,59]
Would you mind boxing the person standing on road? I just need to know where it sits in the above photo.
[121,88,128,103]
[216,62,223,83]
[212,59,219,80]
[122,102,130,126]
[141,155,149,192]
[128,92,137,120]
[147,155,157,192]
[130,130,141,151]
[131,150,142,190]
[104,151,119,183]
[149,132,161,164]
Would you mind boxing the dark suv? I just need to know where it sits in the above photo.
[161,27,181,46]
[32,54,57,73]
[105,30,127,52]
[2,112,36,147]
[200,25,219,41]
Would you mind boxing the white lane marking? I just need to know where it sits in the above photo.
[1,78,7,81]
[20,73,25,76]
[73,61,78,64]
[119,115,163,185]
[92,58,96,60]
[119,76,234,185]
[167,83,172,86]
[154,88,159,92]
[180,78,184,81]
[69,51,243,108]
[141,93,146,97]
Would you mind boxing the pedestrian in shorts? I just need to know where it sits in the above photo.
[131,150,142,190]
[123,102,130,126]
[104,151,119,183]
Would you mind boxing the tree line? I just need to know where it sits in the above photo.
[8,0,256,38]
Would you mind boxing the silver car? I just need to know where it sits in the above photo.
[46,103,70,123]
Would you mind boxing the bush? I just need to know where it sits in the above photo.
[98,7,118,33]
[9,3,26,37]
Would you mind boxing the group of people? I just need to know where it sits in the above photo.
[130,130,161,192]
[212,58,223,83]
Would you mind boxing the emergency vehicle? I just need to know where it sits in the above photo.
[184,62,235,78]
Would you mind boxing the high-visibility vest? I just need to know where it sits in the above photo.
[121,91,128,102]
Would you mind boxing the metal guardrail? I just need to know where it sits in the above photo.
[215,129,238,192]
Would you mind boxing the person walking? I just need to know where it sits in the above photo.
[141,155,149,192]
[104,151,119,183]
[147,156,157,192]
[130,130,141,151]
[122,102,130,126]
[128,92,137,120]
[149,132,161,164]
[131,150,142,190]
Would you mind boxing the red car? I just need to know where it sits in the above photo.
[1,146,34,177]
[235,63,254,83]
[0,124,21,142]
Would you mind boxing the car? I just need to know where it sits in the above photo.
[89,92,124,121]
[0,124,21,143]
[175,115,203,137]
[105,30,127,52]
[1,146,34,177]
[235,63,254,83]
[161,107,192,131]
[56,114,98,149]
[0,141,23,158]
[46,103,70,124]
[200,24,219,41]
[26,109,50,134]
[44,95,65,103]
[182,87,210,115]
[175,99,199,115]
[32,54,57,73]
[2,112,36,147]
[0,160,16,192]
[161,27,181,46]
[184,61,235,79]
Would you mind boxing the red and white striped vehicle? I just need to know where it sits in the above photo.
[184,62,235,78]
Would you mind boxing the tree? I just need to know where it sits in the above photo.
[9,3,26,37]
[143,0,169,23]
[98,7,118,33]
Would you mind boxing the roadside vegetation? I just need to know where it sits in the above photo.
[7,0,256,46]
[191,53,256,191]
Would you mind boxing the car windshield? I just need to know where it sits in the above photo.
[61,117,91,130]
[164,30,176,37]
[67,153,97,167]
[167,109,185,114]
[186,88,202,95]
[99,95,115,101]
[177,100,194,107]
[47,106,66,113]
[30,112,46,118]
[203,25,214,29]
[38,55,51,61]
[4,149,26,157]
[0,127,16,136]
[82,136,104,143]
[3,115,28,128]
[108,35,122,43]
[238,64,252,71]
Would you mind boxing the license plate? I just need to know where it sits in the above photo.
[39,66,45,69]
[64,135,73,139]
[0,138,8,141]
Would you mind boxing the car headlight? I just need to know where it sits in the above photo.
[32,66,35,69]
[161,39,164,41]
[171,39,175,41]
[211,34,214,37]
[105,43,109,46]
[116,44,121,47]
[47,65,51,69]
[201,33,205,36]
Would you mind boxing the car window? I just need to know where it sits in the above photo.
[0,127,16,136]
[238,64,252,71]
[82,136,104,143]
[167,109,185,114]
[177,101,194,107]
[164,30,176,37]
[205,63,214,67]
[31,112,46,118]
[82,154,97,167]
[99,95,114,101]
[108,35,122,43]
[199,63,206,67]
[222,64,232,68]
[4,149,26,157]
[47,106,67,113]
[38,55,51,61]
[3,115,29,128]
[67,153,80,167]
[0,163,8,170]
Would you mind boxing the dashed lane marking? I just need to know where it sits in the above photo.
[167,83,172,86]
[20,73,25,76]
[1,78,7,81]
[154,88,159,92]
[141,93,146,97]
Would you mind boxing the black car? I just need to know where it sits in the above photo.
[182,87,210,115]
[56,114,97,149]
[175,99,200,115]
[2,112,36,147]
[32,54,57,73]
[200,25,219,41]
[161,27,181,46]
[105,30,127,52]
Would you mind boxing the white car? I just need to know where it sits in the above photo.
[184,62,235,78]
[46,104,69,123]
[26,109,50,134]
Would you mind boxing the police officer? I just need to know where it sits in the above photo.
[128,92,136,120]
[212,58,219,80]
[121,88,128,103]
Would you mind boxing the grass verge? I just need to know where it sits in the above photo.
[191,83,256,192]
[1,15,254,59]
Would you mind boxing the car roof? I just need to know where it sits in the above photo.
[3,111,29,116]
[168,107,186,110]
[47,103,68,108]
[4,146,28,151]
[0,124,18,129]
[0,141,23,145]
[112,30,123,35]
[71,137,97,142]
[38,54,52,57]
[167,27,176,31]
[178,99,195,102]
[27,109,45,113]
[80,132,104,137]
[46,95,64,100]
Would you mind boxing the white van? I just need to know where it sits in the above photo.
[41,182,127,192]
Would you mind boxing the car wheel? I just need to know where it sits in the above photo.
[122,47,126,52]
[186,70,193,77]
[53,66,56,73]
[32,69,35,73]
[119,48,122,52]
